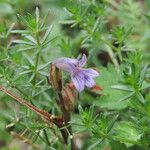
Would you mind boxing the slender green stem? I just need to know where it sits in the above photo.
[100,38,118,52]
[43,129,51,146]
[105,44,120,71]
[117,42,123,62]
[33,31,42,85]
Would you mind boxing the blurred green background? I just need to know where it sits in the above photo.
[0,0,150,150]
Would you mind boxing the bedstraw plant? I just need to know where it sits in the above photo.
[0,0,150,150]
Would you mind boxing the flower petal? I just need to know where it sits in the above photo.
[84,76,95,88]
[82,68,99,78]
[54,57,78,73]
[78,54,87,67]
[71,74,85,92]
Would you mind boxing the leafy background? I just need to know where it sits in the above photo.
[0,0,150,150]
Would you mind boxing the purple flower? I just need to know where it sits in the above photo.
[54,54,99,92]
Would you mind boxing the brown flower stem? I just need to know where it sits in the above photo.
[58,92,72,143]
[0,85,63,126]
[49,65,76,149]
[0,85,73,148]
[49,65,72,145]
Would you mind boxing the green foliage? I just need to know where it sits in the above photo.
[94,64,128,109]
[0,0,150,150]
[114,121,141,147]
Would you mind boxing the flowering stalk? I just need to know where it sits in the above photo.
[50,54,99,149]
[49,65,73,146]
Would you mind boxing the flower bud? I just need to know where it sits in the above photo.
[49,64,62,91]
[90,85,103,96]
[62,83,77,112]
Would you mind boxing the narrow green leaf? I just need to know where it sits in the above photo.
[42,36,57,47]
[28,73,35,83]
[139,64,148,86]
[23,54,34,66]
[21,65,30,69]
[87,139,103,150]
[119,92,135,102]
[17,14,33,30]
[37,62,51,71]
[38,71,48,76]
[11,30,31,34]
[63,8,73,16]
[106,114,119,133]
[140,82,150,90]
[19,70,32,75]
[112,85,133,91]
[41,25,53,44]
[40,12,50,29]
[17,46,35,52]
[136,92,145,104]
[59,20,76,25]
[12,40,35,46]
[35,7,39,24]
[78,105,84,114]
[24,35,36,44]
[92,17,100,33]
[6,23,15,37]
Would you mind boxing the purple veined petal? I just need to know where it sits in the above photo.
[54,57,78,73]
[54,57,78,66]
[71,74,85,92]
[84,76,95,88]
[82,68,99,78]
[78,54,87,67]
[66,58,79,65]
